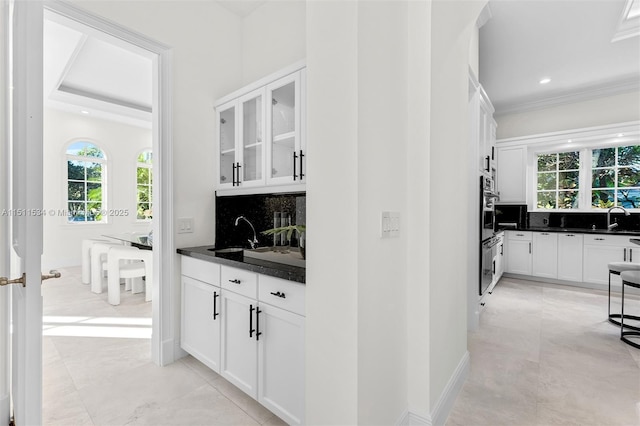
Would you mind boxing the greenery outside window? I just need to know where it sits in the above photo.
[592,145,640,209]
[137,150,153,220]
[66,141,105,223]
[536,151,580,209]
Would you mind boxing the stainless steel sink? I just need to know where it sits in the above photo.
[207,247,243,253]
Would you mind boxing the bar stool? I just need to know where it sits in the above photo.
[608,262,640,331]
[620,270,640,348]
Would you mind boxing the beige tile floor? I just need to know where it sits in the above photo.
[447,276,640,426]
[42,266,287,426]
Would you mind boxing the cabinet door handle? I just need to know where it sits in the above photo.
[229,279,241,285]
[631,248,633,263]
[624,248,627,262]
[500,245,503,255]
[491,146,495,160]
[299,150,305,179]
[485,155,490,172]
[492,260,496,274]
[595,238,605,241]
[232,163,236,186]
[270,291,286,299]
[516,233,524,236]
[293,151,298,180]
[256,307,262,341]
[249,304,255,338]
[529,242,531,254]
[541,232,549,235]
[213,291,219,320]
[566,234,575,237]
[236,162,242,185]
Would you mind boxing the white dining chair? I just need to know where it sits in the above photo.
[90,241,121,293]
[107,245,152,306]
[81,238,110,285]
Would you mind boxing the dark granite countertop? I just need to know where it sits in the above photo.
[177,246,305,284]
[500,226,640,237]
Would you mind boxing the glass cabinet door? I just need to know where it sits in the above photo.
[218,103,236,187]
[240,90,264,186]
[267,72,301,184]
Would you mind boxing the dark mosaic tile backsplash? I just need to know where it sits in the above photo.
[215,192,306,249]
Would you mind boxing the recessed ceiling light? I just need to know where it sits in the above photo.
[81,110,89,114]
[617,133,625,137]
[539,78,551,85]
[568,139,573,143]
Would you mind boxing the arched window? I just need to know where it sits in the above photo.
[66,141,106,223]
[137,150,153,220]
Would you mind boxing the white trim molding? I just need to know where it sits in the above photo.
[397,351,471,426]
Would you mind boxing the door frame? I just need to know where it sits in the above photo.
[43,0,176,366]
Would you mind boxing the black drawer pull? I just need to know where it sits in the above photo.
[516,233,524,236]
[270,291,286,299]
[229,279,241,284]
[595,238,605,241]
[213,291,219,320]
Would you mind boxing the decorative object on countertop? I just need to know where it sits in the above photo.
[262,225,306,259]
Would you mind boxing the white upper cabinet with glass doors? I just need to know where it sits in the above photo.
[217,88,266,190]
[215,62,306,195]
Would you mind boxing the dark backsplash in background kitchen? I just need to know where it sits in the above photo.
[216,192,306,249]
[495,203,640,231]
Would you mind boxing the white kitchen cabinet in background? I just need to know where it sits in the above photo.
[557,233,583,282]
[505,231,532,275]
[582,234,632,286]
[532,232,558,279]
[496,145,527,204]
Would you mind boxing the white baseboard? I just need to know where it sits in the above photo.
[396,410,432,425]
[430,351,469,425]
[396,351,470,426]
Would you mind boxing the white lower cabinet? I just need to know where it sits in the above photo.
[557,233,583,282]
[505,231,532,275]
[181,258,222,373]
[258,303,305,425]
[532,232,558,279]
[181,258,305,425]
[582,235,629,286]
[220,289,259,397]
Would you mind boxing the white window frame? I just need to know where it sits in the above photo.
[514,122,640,212]
[534,150,582,210]
[65,141,108,224]
[136,149,153,222]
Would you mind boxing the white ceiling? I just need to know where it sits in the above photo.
[45,0,639,125]
[44,16,153,128]
[480,0,640,115]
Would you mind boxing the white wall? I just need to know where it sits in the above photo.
[429,0,486,420]
[497,90,640,139]
[241,0,306,85]
[69,0,244,251]
[356,1,409,423]
[42,108,151,269]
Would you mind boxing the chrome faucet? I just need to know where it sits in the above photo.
[607,206,630,230]
[234,216,259,249]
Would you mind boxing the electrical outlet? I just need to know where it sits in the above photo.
[177,217,194,234]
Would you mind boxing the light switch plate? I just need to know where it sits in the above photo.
[381,211,400,238]
[177,217,194,234]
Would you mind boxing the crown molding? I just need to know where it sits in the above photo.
[495,77,640,116]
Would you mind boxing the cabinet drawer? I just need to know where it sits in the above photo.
[181,256,221,286]
[259,275,305,316]
[507,231,532,241]
[583,234,629,246]
[221,266,258,299]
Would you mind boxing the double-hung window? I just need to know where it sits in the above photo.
[66,141,106,223]
[592,145,640,209]
[534,143,640,211]
[536,151,580,209]
[136,150,153,220]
